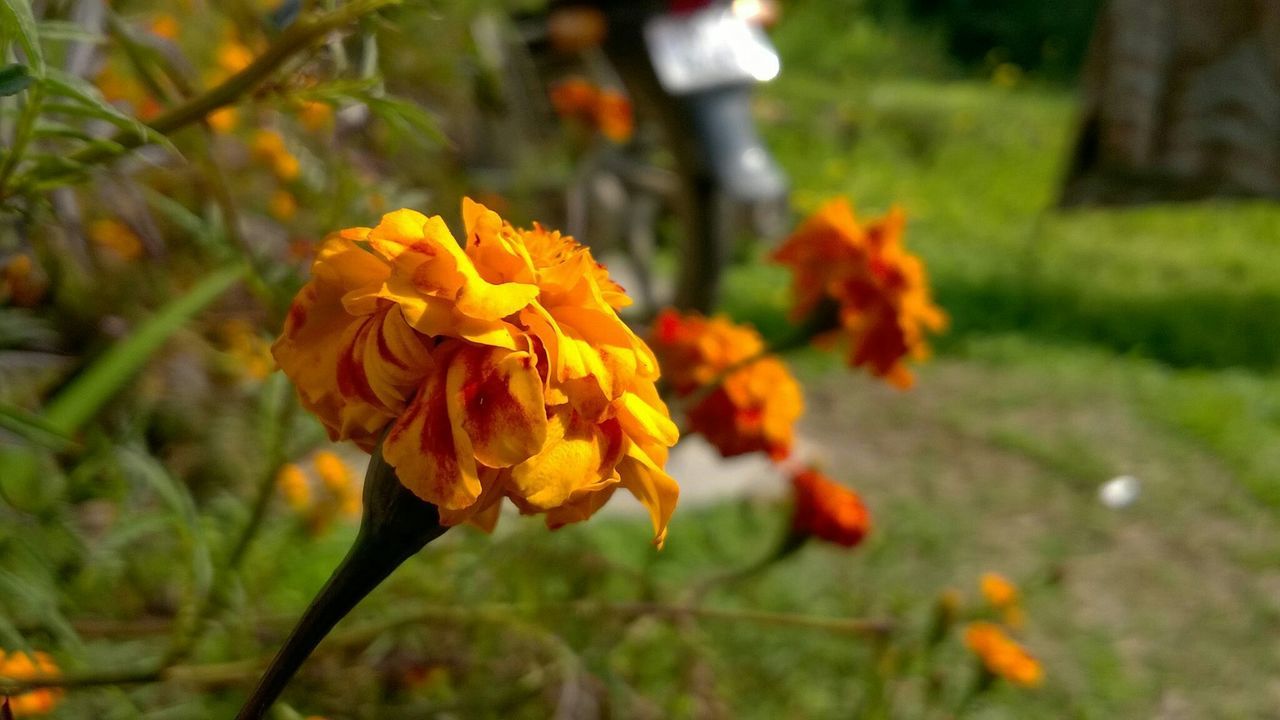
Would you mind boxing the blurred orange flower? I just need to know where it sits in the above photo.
[964,622,1043,687]
[219,319,274,380]
[771,198,946,388]
[277,464,312,511]
[297,100,333,133]
[550,77,633,143]
[272,200,679,544]
[149,14,180,41]
[2,254,46,308]
[217,41,254,76]
[0,650,61,716]
[789,468,870,547]
[208,107,239,133]
[251,129,300,182]
[269,190,298,221]
[650,309,802,459]
[980,572,1018,609]
[88,219,142,261]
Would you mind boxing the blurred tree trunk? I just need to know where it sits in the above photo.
[1060,0,1280,206]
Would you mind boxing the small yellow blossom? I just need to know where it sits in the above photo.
[208,107,239,133]
[269,190,298,221]
[313,451,351,494]
[277,464,312,511]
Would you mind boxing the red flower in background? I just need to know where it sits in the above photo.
[772,198,946,388]
[789,468,870,547]
[650,308,803,460]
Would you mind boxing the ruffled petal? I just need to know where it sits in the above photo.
[383,345,482,510]
[445,343,548,469]
[508,407,624,510]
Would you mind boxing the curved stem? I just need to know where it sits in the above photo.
[234,444,447,720]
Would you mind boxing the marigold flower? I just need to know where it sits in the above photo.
[595,89,633,143]
[550,77,633,143]
[88,218,142,261]
[964,622,1043,687]
[771,198,946,388]
[272,200,679,544]
[789,468,869,547]
[0,649,61,716]
[980,572,1018,609]
[219,319,274,380]
[650,309,802,459]
[313,450,352,494]
[251,130,300,181]
[217,41,254,75]
[208,107,239,133]
[277,464,312,511]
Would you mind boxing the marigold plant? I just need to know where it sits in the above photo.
[650,308,803,459]
[772,198,946,388]
[272,199,679,543]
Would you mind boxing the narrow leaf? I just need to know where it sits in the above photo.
[0,0,44,76]
[42,69,171,151]
[0,402,78,452]
[41,264,244,433]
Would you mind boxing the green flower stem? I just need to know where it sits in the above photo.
[234,441,448,720]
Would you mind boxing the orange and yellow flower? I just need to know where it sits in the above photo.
[549,77,634,143]
[272,200,679,544]
[0,649,61,716]
[771,198,946,388]
[650,309,802,460]
[789,467,870,547]
[251,129,301,182]
[964,622,1043,687]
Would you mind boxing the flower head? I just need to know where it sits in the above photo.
[550,77,634,143]
[0,649,61,716]
[771,198,945,388]
[273,200,678,544]
[964,622,1043,687]
[789,468,869,547]
[2,254,45,308]
[980,572,1018,609]
[650,309,802,460]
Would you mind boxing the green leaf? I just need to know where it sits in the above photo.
[41,69,172,152]
[41,264,245,434]
[116,447,213,597]
[0,0,44,76]
[363,93,447,149]
[36,19,105,45]
[0,402,78,452]
[0,63,31,96]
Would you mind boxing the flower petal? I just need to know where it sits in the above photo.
[383,345,482,510]
[508,408,624,510]
[446,344,548,469]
